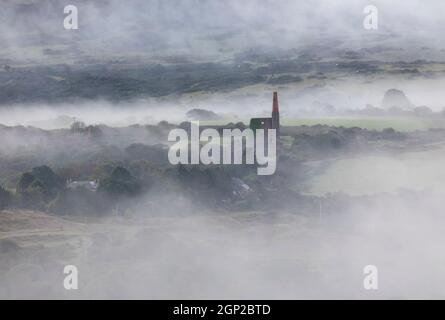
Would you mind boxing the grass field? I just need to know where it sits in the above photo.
[304,146,445,196]
[282,117,445,132]
[202,117,445,132]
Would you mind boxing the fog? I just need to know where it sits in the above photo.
[2,1,445,121]
[306,147,445,196]
[1,0,445,300]
[2,169,445,299]
[1,74,445,130]
[1,117,445,299]
[2,0,445,62]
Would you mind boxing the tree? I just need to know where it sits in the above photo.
[0,185,11,209]
[17,172,36,193]
[98,167,142,197]
[31,166,64,191]
[70,121,86,133]
[186,108,221,121]
[16,166,65,207]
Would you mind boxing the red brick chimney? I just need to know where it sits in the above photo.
[272,92,279,113]
[272,92,280,135]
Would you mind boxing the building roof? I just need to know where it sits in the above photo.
[249,117,273,131]
[67,181,98,192]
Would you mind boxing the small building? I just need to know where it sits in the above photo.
[249,92,280,136]
[66,180,99,192]
[231,177,251,198]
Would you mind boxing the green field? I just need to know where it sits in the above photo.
[202,117,445,132]
[282,117,445,132]
[304,146,445,196]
